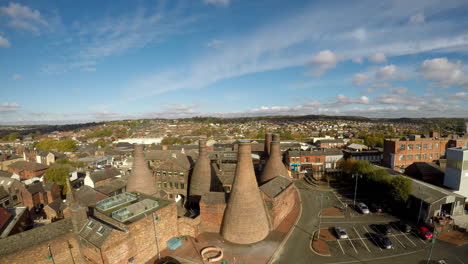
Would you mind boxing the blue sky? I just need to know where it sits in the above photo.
[1,0,468,124]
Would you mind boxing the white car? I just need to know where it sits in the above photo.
[334,227,348,239]
[357,202,370,214]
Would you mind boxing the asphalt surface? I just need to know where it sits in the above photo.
[272,180,468,264]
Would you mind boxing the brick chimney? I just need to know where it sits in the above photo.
[189,139,211,197]
[260,140,289,184]
[221,141,269,244]
[126,145,157,196]
[264,133,272,156]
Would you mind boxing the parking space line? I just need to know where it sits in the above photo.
[348,237,358,254]
[390,223,417,247]
[352,226,370,253]
[391,233,406,249]
[362,226,382,252]
[336,239,345,255]
[410,231,427,245]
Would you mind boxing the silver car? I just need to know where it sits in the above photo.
[334,227,349,239]
[357,202,370,214]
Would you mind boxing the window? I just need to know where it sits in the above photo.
[156,171,161,176]
[423,144,427,150]
[435,153,439,159]
[416,144,421,150]
[315,158,320,163]
[407,155,413,161]
[422,154,427,159]
[407,144,413,150]
[175,183,179,189]
[179,172,184,177]
[399,144,405,151]
[163,182,167,188]
[87,221,95,229]
[97,226,105,235]
[169,194,173,199]
[169,182,173,189]
[429,143,433,150]
[435,143,439,149]
[429,153,433,159]
[415,154,420,160]
[5,200,9,206]
[181,183,185,189]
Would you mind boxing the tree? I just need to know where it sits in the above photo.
[44,165,71,194]
[389,175,412,203]
[35,139,77,152]
[1,132,22,142]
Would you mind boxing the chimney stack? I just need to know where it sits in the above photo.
[264,133,272,156]
[260,141,289,184]
[126,145,157,196]
[272,133,280,142]
[189,139,211,197]
[221,141,270,244]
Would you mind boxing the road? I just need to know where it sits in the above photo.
[272,180,468,264]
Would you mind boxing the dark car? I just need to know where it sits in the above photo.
[372,224,392,235]
[397,221,412,233]
[375,234,392,249]
[370,203,382,213]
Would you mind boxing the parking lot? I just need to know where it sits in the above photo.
[320,191,431,259]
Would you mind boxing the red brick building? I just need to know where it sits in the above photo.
[383,133,468,172]
[19,181,61,210]
[316,139,345,148]
[7,161,48,180]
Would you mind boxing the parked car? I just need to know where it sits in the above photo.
[397,221,412,233]
[356,202,370,214]
[418,226,433,240]
[376,224,392,235]
[375,234,392,249]
[334,227,349,239]
[370,203,382,213]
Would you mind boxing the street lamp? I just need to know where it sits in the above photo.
[352,174,362,207]
[152,214,161,260]
[417,186,424,225]
[315,193,330,240]
[426,231,439,264]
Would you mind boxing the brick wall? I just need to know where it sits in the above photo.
[177,216,200,237]
[199,202,226,233]
[263,184,297,229]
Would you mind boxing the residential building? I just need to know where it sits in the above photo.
[19,181,61,211]
[343,148,383,164]
[7,161,49,180]
[444,147,468,198]
[83,168,121,188]
[0,176,22,208]
[316,139,345,149]
[285,148,343,179]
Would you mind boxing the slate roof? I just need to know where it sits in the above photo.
[45,199,67,214]
[317,139,344,143]
[95,178,127,195]
[201,192,226,205]
[145,150,192,170]
[79,218,113,248]
[259,176,292,198]
[75,186,109,206]
[288,148,343,157]
[0,218,73,256]
[7,161,48,172]
[90,168,121,183]
[0,171,12,178]
[26,182,47,195]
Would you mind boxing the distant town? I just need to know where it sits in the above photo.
[0,116,467,264]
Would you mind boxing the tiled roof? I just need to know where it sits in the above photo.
[259,176,292,198]
[95,178,127,195]
[79,218,113,248]
[90,168,121,183]
[7,161,48,172]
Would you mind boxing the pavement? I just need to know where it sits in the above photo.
[271,179,468,264]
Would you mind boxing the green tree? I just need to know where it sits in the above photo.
[389,175,412,203]
[44,165,71,194]
[1,132,22,141]
[35,139,77,152]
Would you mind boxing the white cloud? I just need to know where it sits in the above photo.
[11,74,21,80]
[0,102,20,108]
[352,56,364,64]
[369,52,387,63]
[203,0,230,6]
[390,87,408,95]
[376,64,407,81]
[447,92,468,100]
[351,28,367,41]
[409,13,425,25]
[418,57,468,88]
[308,50,340,76]
[207,39,224,48]
[353,73,369,86]
[0,2,48,34]
[80,67,96,72]
[0,35,10,48]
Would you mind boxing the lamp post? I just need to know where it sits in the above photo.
[152,214,161,260]
[315,193,330,240]
[426,231,439,264]
[352,174,362,207]
[417,186,423,225]
[46,244,55,264]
